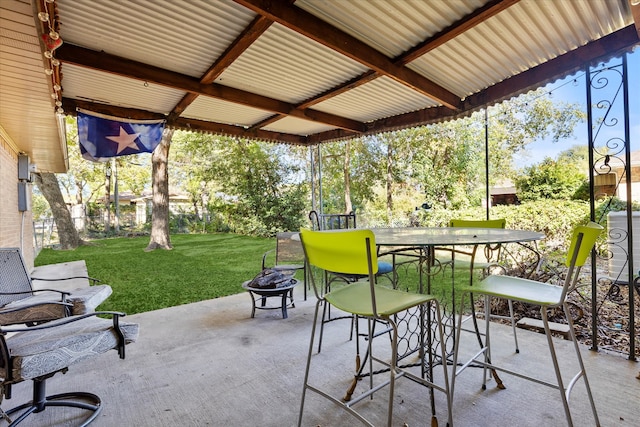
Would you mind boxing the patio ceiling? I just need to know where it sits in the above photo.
[2,1,640,173]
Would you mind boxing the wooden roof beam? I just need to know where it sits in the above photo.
[463,25,640,110]
[235,0,462,110]
[63,98,306,145]
[293,0,519,111]
[307,25,640,143]
[56,44,367,133]
[168,14,275,121]
[399,0,521,64]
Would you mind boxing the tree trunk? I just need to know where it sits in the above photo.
[343,141,353,213]
[33,172,83,250]
[386,142,393,223]
[145,129,174,251]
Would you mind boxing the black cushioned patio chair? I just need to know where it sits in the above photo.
[0,311,138,426]
[0,248,112,326]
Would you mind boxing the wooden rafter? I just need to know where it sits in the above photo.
[170,0,519,132]
[54,1,640,147]
[308,25,640,144]
[60,24,639,147]
[56,44,366,133]
[398,0,521,64]
[234,0,462,110]
[294,0,521,110]
[62,98,307,145]
[167,14,275,122]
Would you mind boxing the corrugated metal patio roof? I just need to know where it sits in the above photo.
[1,0,640,173]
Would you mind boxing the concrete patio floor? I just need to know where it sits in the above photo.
[4,282,640,426]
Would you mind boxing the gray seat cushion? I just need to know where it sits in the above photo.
[67,284,113,314]
[0,285,113,326]
[1,316,139,382]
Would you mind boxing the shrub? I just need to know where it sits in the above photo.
[412,200,590,252]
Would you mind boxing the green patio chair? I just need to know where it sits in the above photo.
[307,212,394,352]
[298,228,451,427]
[451,221,602,427]
[443,218,521,352]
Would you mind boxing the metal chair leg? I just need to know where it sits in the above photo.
[564,302,600,427]
[508,299,519,353]
[298,300,321,427]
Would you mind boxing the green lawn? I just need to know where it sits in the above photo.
[35,234,274,315]
[35,234,478,316]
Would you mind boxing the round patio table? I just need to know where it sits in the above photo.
[372,226,544,248]
[370,227,544,359]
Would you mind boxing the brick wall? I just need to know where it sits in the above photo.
[0,135,35,269]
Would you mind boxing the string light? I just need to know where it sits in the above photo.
[39,0,63,115]
[486,70,588,122]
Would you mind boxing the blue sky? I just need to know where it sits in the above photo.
[513,49,639,168]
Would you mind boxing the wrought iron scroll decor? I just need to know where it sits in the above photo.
[587,54,637,359]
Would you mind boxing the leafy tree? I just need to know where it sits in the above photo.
[209,139,306,235]
[400,119,485,211]
[557,144,591,172]
[31,191,51,219]
[317,88,587,225]
[488,90,586,180]
[170,130,219,218]
[173,131,307,236]
[316,138,383,214]
[515,157,586,201]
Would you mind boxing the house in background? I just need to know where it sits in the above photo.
[488,151,640,207]
[490,180,519,206]
[132,192,192,225]
[596,151,640,202]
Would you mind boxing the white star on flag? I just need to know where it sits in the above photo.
[106,127,141,154]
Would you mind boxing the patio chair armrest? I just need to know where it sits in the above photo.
[0,300,73,315]
[0,311,136,360]
[0,289,70,299]
[31,275,103,285]
[262,249,275,270]
[0,311,125,333]
[0,298,73,326]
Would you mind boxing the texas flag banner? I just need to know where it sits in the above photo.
[77,109,165,162]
